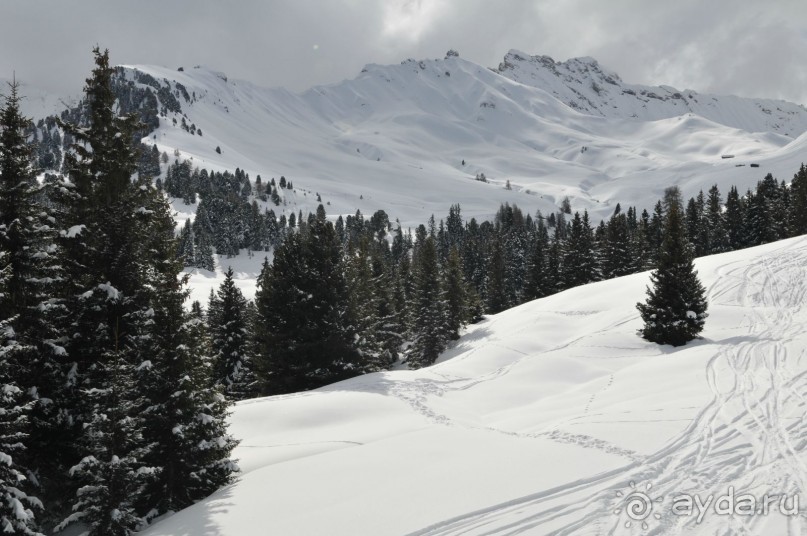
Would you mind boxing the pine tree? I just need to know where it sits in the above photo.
[0,80,61,533]
[137,197,237,517]
[789,164,807,235]
[0,253,42,535]
[524,217,550,299]
[705,185,728,254]
[724,186,746,250]
[637,188,708,346]
[54,47,156,535]
[602,210,632,278]
[407,235,449,368]
[209,267,255,399]
[253,211,360,394]
[442,246,469,339]
[562,211,598,287]
[484,238,507,313]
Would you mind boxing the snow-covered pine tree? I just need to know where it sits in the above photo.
[524,215,550,300]
[789,164,807,235]
[136,195,238,517]
[344,238,383,367]
[254,209,359,394]
[705,185,728,254]
[52,47,158,535]
[562,211,598,287]
[724,186,746,250]
[407,234,449,368]
[442,246,470,340]
[0,252,42,535]
[209,267,255,399]
[601,209,632,278]
[54,339,150,536]
[484,238,507,314]
[1,81,68,528]
[637,187,708,346]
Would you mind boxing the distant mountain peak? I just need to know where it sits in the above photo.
[493,50,806,137]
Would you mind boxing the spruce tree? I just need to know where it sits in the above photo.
[52,47,227,533]
[485,238,507,313]
[0,80,63,533]
[724,186,746,250]
[524,216,550,300]
[789,164,807,235]
[254,210,360,394]
[137,197,237,517]
[209,267,255,399]
[407,235,449,368]
[637,188,708,346]
[55,47,155,535]
[442,246,469,339]
[0,253,42,535]
[705,185,728,254]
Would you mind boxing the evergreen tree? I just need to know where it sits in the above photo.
[137,198,237,517]
[484,238,507,313]
[0,80,64,532]
[54,47,156,535]
[601,210,632,278]
[209,267,254,399]
[562,211,597,287]
[705,185,728,254]
[0,252,42,535]
[524,217,550,300]
[253,212,360,394]
[407,235,449,368]
[724,186,746,250]
[637,188,708,346]
[789,164,807,235]
[52,47,233,534]
[442,246,469,339]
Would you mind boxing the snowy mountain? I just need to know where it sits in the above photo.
[23,50,807,304]
[494,50,807,137]
[119,51,807,232]
[95,52,807,302]
[141,236,807,536]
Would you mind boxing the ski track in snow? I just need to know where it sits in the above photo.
[404,243,807,536]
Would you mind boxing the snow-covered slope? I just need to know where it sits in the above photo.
[141,236,807,535]
[494,50,807,137]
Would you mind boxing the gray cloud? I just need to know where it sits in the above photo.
[1,0,805,104]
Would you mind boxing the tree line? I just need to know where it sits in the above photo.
[199,162,807,398]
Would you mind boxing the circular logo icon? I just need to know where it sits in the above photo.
[614,481,663,530]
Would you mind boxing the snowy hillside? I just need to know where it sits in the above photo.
[130,53,807,232]
[494,50,807,137]
[141,236,807,535]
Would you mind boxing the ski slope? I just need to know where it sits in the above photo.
[141,236,807,536]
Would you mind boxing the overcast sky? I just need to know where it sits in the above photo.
[2,0,806,104]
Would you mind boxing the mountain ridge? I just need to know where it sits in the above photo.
[493,49,807,137]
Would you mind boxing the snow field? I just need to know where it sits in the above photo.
[142,236,807,535]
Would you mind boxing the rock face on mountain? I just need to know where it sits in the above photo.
[494,49,807,137]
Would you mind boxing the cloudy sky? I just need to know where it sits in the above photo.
[2,0,806,104]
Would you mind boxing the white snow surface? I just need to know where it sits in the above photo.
[107,53,807,302]
[141,236,807,535]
